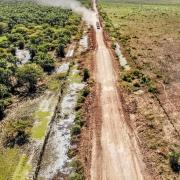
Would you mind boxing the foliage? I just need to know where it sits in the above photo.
[56,44,65,58]
[0,0,81,114]
[16,63,43,92]
[33,52,55,73]
[83,68,90,82]
[69,159,84,180]
[71,125,81,136]
[169,151,180,172]
[3,116,33,148]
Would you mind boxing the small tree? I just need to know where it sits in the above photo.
[18,41,25,50]
[56,44,65,58]
[0,22,7,35]
[169,151,180,172]
[83,68,90,82]
[33,53,55,73]
[16,63,43,92]
[0,84,9,98]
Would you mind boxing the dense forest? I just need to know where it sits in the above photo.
[0,0,81,117]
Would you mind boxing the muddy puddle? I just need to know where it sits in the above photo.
[115,43,130,70]
[56,62,70,74]
[80,34,88,50]
[37,65,84,179]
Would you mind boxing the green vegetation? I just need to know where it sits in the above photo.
[69,66,82,83]
[16,64,44,92]
[3,116,33,148]
[0,148,20,180]
[121,69,157,93]
[169,151,180,173]
[0,0,81,178]
[12,154,31,180]
[0,0,81,115]
[83,68,90,82]
[69,159,84,180]
[31,111,51,140]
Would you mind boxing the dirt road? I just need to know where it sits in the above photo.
[90,1,146,180]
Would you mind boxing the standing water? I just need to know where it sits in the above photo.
[115,43,130,70]
[37,65,85,179]
[16,49,31,66]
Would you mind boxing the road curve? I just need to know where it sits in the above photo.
[90,1,146,180]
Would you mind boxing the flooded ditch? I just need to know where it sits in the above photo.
[115,42,130,70]
[37,64,85,179]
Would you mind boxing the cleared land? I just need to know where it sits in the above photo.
[99,0,180,179]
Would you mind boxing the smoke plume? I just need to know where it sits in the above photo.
[35,0,96,26]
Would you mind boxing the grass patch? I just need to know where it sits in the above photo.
[12,154,31,180]
[69,66,82,83]
[31,111,50,140]
[121,69,157,93]
[0,148,20,180]
[47,73,65,92]
[69,73,82,83]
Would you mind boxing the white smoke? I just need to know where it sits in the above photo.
[36,0,96,26]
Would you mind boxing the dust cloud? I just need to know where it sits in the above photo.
[35,0,96,26]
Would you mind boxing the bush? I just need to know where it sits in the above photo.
[16,63,43,92]
[148,85,157,94]
[0,84,9,98]
[69,159,84,174]
[74,111,84,127]
[10,47,16,56]
[83,68,90,82]
[69,172,84,180]
[122,74,132,82]
[0,98,12,117]
[33,53,55,73]
[56,44,65,58]
[0,22,8,35]
[71,125,81,136]
[18,41,25,50]
[169,151,180,172]
[82,87,90,97]
[3,116,32,148]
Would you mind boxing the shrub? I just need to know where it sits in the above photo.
[82,87,90,97]
[169,151,180,172]
[0,22,8,35]
[71,125,81,136]
[18,41,25,50]
[0,98,12,117]
[33,53,55,73]
[0,84,9,98]
[83,68,90,82]
[148,84,157,94]
[3,116,32,148]
[74,111,84,127]
[16,63,43,92]
[141,76,150,84]
[56,44,65,58]
[10,47,16,56]
[69,172,84,180]
[122,74,132,82]
[69,159,84,174]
